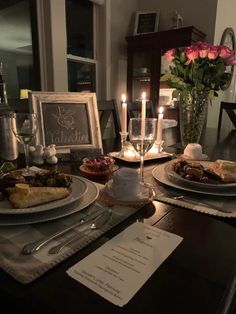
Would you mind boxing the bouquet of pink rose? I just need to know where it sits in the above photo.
[161,41,236,99]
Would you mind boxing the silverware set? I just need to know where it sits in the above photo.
[155,194,232,214]
[22,206,112,255]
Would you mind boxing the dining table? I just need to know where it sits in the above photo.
[1,126,236,314]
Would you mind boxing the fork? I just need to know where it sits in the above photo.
[48,209,112,254]
[22,206,110,255]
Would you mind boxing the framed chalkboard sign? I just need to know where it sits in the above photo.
[134,10,159,35]
[29,92,103,154]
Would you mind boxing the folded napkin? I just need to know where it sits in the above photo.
[105,167,141,201]
[0,182,145,284]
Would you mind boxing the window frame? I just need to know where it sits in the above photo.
[66,1,98,93]
[36,0,106,97]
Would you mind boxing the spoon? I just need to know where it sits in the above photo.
[48,209,112,255]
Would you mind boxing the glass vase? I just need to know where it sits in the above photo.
[179,90,209,147]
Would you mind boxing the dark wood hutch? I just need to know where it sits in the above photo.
[126,26,206,118]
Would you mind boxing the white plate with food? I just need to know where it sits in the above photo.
[0,173,88,214]
[165,160,236,191]
[152,162,236,196]
[0,177,99,225]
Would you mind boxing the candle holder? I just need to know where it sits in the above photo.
[119,131,128,157]
[153,140,164,153]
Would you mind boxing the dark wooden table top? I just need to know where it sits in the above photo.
[1,127,236,314]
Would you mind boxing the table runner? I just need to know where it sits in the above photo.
[0,183,147,284]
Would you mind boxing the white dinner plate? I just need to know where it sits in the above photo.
[152,162,236,196]
[0,177,99,225]
[165,161,236,191]
[0,175,88,214]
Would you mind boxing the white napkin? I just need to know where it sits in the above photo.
[105,168,141,201]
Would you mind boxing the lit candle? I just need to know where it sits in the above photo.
[147,144,159,157]
[141,92,146,138]
[124,146,136,160]
[156,106,164,143]
[121,94,127,133]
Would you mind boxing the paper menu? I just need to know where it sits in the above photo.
[67,222,183,307]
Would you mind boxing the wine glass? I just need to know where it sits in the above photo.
[128,118,157,183]
[11,113,38,174]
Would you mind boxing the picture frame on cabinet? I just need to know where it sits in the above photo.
[29,92,103,156]
[134,10,159,35]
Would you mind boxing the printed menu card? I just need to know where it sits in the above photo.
[67,222,183,307]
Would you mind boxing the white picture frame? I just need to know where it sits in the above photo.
[29,92,103,155]
[134,10,159,35]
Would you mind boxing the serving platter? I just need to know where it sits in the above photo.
[109,151,173,163]
[0,175,88,214]
[152,162,236,196]
[0,177,99,225]
[165,161,236,191]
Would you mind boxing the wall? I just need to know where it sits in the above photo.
[109,0,138,102]
[137,0,217,42]
[108,0,219,104]
[207,0,236,130]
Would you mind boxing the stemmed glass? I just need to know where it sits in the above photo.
[11,113,38,174]
[128,118,157,183]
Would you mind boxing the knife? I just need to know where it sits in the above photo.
[22,207,110,255]
[155,194,232,214]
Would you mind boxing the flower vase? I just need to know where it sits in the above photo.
[179,90,209,147]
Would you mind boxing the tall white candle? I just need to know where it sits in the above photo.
[121,94,127,133]
[141,92,146,139]
[156,106,164,143]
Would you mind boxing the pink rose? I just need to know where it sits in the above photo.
[164,49,176,61]
[225,54,236,65]
[185,46,199,60]
[198,43,210,58]
[208,46,219,59]
[218,45,233,59]
[184,59,192,65]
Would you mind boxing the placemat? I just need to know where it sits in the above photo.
[0,182,149,284]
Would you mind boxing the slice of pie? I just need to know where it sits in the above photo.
[6,184,70,208]
[210,160,236,183]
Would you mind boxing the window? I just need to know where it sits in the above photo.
[0,0,40,102]
[67,60,96,92]
[66,0,96,92]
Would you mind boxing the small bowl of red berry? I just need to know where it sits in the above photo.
[80,155,118,176]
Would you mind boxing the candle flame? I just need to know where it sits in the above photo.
[159,106,164,114]
[141,92,146,100]
[121,94,126,102]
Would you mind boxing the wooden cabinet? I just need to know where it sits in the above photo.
[126,26,206,118]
